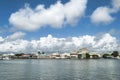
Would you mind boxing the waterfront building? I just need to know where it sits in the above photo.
[70,52,78,59]
[2,54,10,60]
[50,53,61,59]
[70,48,89,59]
[89,52,101,59]
[31,54,38,59]
[60,53,70,59]
[20,54,31,59]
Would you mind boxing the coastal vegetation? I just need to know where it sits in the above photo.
[102,54,111,58]
[111,51,119,57]
[86,53,90,59]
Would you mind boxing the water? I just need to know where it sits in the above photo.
[0,59,120,80]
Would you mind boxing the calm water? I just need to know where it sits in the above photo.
[0,59,120,80]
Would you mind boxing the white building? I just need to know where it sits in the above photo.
[2,53,15,60]
[89,52,101,59]
[70,48,89,59]
[50,53,61,59]
[60,53,70,59]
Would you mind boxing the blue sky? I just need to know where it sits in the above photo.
[0,0,120,53]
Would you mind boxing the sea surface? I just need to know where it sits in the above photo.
[0,59,120,80]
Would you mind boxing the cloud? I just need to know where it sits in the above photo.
[91,0,120,24]
[9,0,87,31]
[112,0,120,11]
[0,33,119,53]
[91,7,114,24]
[0,37,4,42]
[0,25,9,33]
[93,33,118,51]
[0,40,29,53]
[5,32,26,41]
[0,29,3,33]
[108,29,120,35]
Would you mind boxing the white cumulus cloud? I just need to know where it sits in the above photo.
[5,32,26,41]
[0,33,119,53]
[91,7,114,24]
[0,37,4,42]
[93,33,118,51]
[112,0,120,11]
[9,0,87,31]
[91,0,120,24]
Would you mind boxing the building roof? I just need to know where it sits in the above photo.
[71,48,89,54]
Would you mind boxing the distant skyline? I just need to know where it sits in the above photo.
[0,0,120,53]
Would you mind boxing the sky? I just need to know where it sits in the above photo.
[0,0,120,53]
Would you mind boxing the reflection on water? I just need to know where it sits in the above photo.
[0,59,120,80]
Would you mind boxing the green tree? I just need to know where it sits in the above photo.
[92,54,99,59]
[15,53,24,56]
[103,54,110,58]
[86,53,90,59]
[15,53,24,58]
[38,51,41,55]
[111,51,119,57]
[38,51,45,55]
